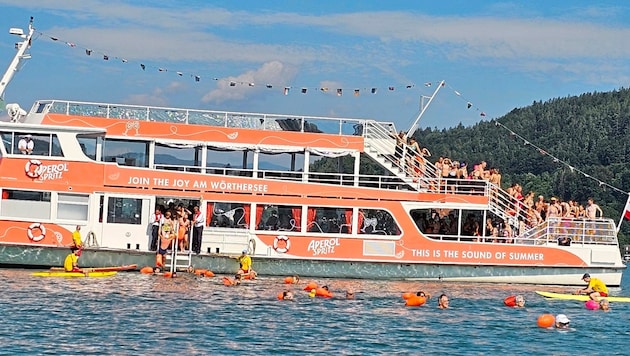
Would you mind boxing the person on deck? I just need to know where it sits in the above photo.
[191,205,204,254]
[235,249,256,279]
[18,134,34,154]
[576,273,608,300]
[64,247,81,272]
[149,207,163,251]
[71,225,83,255]
[585,198,603,219]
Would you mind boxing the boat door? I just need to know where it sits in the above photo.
[98,194,152,250]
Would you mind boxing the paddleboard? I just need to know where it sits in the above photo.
[536,291,630,303]
[32,271,118,278]
[49,264,138,273]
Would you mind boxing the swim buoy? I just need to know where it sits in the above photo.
[140,266,154,274]
[284,276,299,284]
[273,235,290,253]
[26,222,46,242]
[402,292,415,300]
[163,271,173,278]
[204,270,215,278]
[223,276,236,286]
[537,314,555,328]
[24,159,42,179]
[315,288,333,298]
[304,282,318,291]
[277,292,284,300]
[405,296,426,307]
[504,295,517,307]
[585,300,599,310]
[194,269,208,276]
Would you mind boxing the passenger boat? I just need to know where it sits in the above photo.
[0,20,625,285]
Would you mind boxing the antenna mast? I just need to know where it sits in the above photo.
[405,80,444,138]
[0,17,35,101]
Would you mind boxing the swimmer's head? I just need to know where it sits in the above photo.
[515,295,525,307]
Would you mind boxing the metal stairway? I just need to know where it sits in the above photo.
[164,236,193,272]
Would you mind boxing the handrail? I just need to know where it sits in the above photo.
[35,99,367,136]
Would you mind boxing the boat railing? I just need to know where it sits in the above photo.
[485,182,531,233]
[426,217,618,246]
[362,120,440,180]
[36,99,367,136]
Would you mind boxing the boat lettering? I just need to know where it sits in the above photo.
[307,238,340,256]
[411,249,544,262]
[124,176,268,192]
[30,162,69,181]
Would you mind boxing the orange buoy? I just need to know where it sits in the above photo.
[504,295,517,307]
[304,282,318,291]
[204,270,215,277]
[163,271,173,278]
[284,276,298,284]
[194,269,207,276]
[140,266,154,274]
[223,276,235,286]
[277,292,284,300]
[537,314,555,328]
[405,296,426,307]
[402,292,415,300]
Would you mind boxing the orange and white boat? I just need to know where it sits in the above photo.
[0,20,624,285]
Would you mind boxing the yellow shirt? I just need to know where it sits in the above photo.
[64,253,78,272]
[588,278,608,294]
[72,230,82,247]
[238,255,252,271]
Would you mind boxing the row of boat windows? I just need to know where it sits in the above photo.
[0,132,340,173]
[0,189,400,235]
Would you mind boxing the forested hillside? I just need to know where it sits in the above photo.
[415,88,630,246]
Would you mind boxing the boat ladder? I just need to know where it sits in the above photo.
[165,239,192,273]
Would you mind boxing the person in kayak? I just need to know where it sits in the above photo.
[576,273,608,300]
[64,247,81,272]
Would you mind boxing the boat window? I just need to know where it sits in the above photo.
[77,135,97,160]
[107,197,142,225]
[0,189,51,220]
[255,205,301,231]
[1,132,63,156]
[57,193,89,221]
[206,148,252,176]
[411,208,488,241]
[305,207,399,235]
[102,139,149,167]
[155,143,202,173]
[207,201,248,229]
[358,209,401,235]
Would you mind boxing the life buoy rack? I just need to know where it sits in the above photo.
[273,235,290,253]
[25,159,42,179]
[27,222,46,242]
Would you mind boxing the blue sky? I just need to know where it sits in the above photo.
[1,0,630,130]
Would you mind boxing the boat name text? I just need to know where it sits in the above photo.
[411,249,544,261]
[126,176,268,192]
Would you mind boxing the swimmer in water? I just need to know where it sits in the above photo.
[416,291,431,299]
[555,314,570,329]
[515,295,525,308]
[346,290,355,300]
[437,294,449,309]
[282,291,294,300]
[599,299,610,311]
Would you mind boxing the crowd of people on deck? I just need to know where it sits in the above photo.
[150,202,205,273]
[395,130,608,242]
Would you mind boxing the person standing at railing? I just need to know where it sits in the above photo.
[192,205,204,254]
[585,198,603,219]
[149,207,163,251]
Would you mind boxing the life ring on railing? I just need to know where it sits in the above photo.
[24,159,42,179]
[248,238,256,255]
[273,235,290,253]
[27,222,46,242]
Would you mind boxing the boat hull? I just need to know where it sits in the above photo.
[1,244,624,286]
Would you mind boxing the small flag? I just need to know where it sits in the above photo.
[140,64,146,70]
[229,81,236,87]
[85,49,92,56]
[424,82,431,87]
[50,37,58,41]
[337,89,343,96]
[301,88,307,94]
[480,112,486,117]
[158,68,166,72]
[249,83,255,87]
[371,88,377,94]
[103,55,109,61]
[266,84,273,88]
[388,86,395,91]
[283,87,290,95]
[320,87,329,92]
[454,90,461,96]
[176,72,183,76]
[121,58,128,63]
[624,195,630,220]
[467,102,472,109]
[354,89,360,96]
[66,42,76,47]
[195,75,200,82]
[406,85,413,89]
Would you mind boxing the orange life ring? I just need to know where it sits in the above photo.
[273,235,290,253]
[24,159,42,179]
[26,222,46,242]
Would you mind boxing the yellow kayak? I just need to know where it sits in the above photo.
[32,271,118,278]
[536,291,630,302]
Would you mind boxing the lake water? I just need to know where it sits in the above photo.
[0,268,628,355]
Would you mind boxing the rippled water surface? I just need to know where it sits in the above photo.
[0,269,628,355]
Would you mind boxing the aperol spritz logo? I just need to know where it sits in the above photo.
[307,238,340,256]
[24,160,69,181]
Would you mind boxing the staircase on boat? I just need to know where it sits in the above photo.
[164,238,192,273]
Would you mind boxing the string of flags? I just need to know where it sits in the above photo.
[33,29,630,196]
